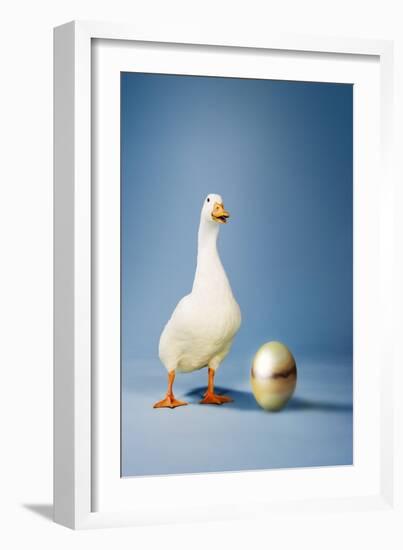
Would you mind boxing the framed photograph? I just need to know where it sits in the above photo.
[54,21,398,529]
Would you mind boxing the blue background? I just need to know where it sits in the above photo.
[121,73,353,477]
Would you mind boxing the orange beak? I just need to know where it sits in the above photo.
[211,202,230,224]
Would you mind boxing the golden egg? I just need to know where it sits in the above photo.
[251,341,297,411]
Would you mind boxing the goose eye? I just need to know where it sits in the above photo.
[207,198,210,203]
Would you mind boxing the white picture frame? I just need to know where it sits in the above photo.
[54,20,398,530]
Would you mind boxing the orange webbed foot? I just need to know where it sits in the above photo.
[200,392,233,405]
[153,395,188,409]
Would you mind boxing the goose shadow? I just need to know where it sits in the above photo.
[185,386,352,413]
[185,386,258,410]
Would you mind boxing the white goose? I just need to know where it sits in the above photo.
[154,194,241,408]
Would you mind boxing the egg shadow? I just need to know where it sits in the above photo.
[287,397,352,413]
[185,387,352,413]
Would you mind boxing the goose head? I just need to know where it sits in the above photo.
[201,193,230,225]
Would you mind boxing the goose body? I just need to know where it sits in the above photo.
[159,265,241,374]
[154,194,241,408]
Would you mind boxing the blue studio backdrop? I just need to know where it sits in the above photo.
[121,73,353,477]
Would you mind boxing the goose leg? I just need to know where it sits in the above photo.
[153,370,188,409]
[200,367,233,405]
